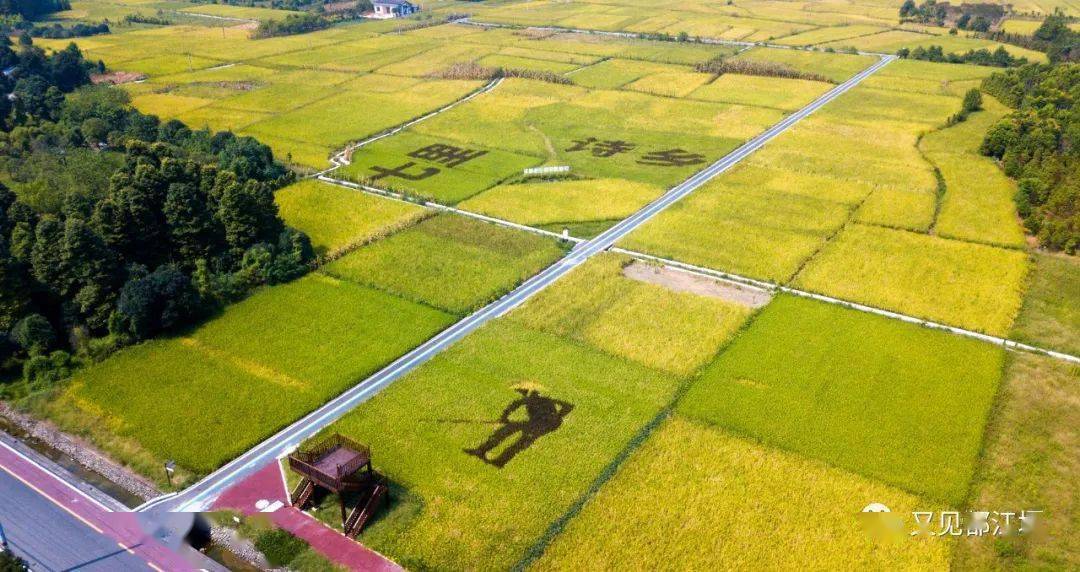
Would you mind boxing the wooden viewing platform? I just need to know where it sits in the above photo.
[288,434,388,537]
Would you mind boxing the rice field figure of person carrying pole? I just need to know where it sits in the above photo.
[460,382,574,469]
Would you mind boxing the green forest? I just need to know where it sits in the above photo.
[0,38,312,390]
[982,61,1079,252]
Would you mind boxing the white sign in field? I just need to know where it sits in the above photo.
[523,165,571,176]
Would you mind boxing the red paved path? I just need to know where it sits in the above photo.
[212,461,401,571]
[0,440,195,571]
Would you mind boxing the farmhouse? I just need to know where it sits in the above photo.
[370,0,418,19]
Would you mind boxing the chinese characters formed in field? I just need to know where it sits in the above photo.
[565,137,637,157]
[637,148,707,167]
[367,143,487,182]
[564,136,707,167]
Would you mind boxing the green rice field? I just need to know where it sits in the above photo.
[679,295,1005,504]
[20,2,1080,569]
[37,206,566,482]
[536,417,952,570]
[793,223,1030,336]
[305,320,680,570]
[321,215,565,314]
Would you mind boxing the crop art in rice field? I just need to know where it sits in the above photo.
[421,382,576,469]
[368,142,489,183]
[565,137,708,167]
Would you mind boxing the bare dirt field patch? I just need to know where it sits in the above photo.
[622,261,772,308]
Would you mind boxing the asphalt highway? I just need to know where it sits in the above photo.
[0,439,198,571]
[141,54,894,514]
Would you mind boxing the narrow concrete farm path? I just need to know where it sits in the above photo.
[312,171,1080,366]
[138,54,894,514]
[212,462,401,571]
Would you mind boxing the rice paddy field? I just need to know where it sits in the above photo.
[274,179,426,257]
[41,273,456,479]
[36,207,562,483]
[20,1,1080,569]
[305,320,682,570]
[953,352,1080,569]
[535,417,952,570]
[471,0,1037,59]
[338,64,788,221]
[621,59,1032,336]
[1011,254,1080,356]
[679,295,1004,504]
[509,255,755,376]
[793,223,1029,335]
[321,214,566,314]
[296,262,1017,569]
[920,98,1027,248]
[36,15,751,170]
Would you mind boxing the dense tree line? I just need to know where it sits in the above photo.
[29,22,110,39]
[1031,11,1080,62]
[0,0,70,21]
[0,38,311,387]
[252,12,328,37]
[980,63,1079,252]
[897,45,1027,67]
[899,0,948,25]
[898,0,1003,31]
[982,11,1080,63]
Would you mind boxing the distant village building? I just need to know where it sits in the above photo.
[369,0,418,19]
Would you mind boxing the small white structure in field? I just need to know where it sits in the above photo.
[370,0,418,19]
[523,165,571,176]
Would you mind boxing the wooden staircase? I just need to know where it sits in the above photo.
[345,479,389,538]
[292,478,315,509]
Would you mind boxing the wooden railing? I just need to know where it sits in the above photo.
[288,434,371,490]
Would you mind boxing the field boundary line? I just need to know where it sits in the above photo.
[138,53,892,514]
[317,175,586,244]
[310,170,1065,365]
[610,247,1080,365]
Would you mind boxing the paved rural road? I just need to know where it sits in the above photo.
[140,54,894,514]
[0,439,202,571]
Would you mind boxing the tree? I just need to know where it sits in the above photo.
[0,548,29,572]
[962,88,983,113]
[48,43,91,92]
[10,313,54,355]
[23,350,76,385]
[111,264,200,340]
[60,217,119,329]
[12,75,65,121]
[30,216,67,294]
[218,180,281,256]
[267,228,313,284]
[0,236,31,332]
[163,182,217,265]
